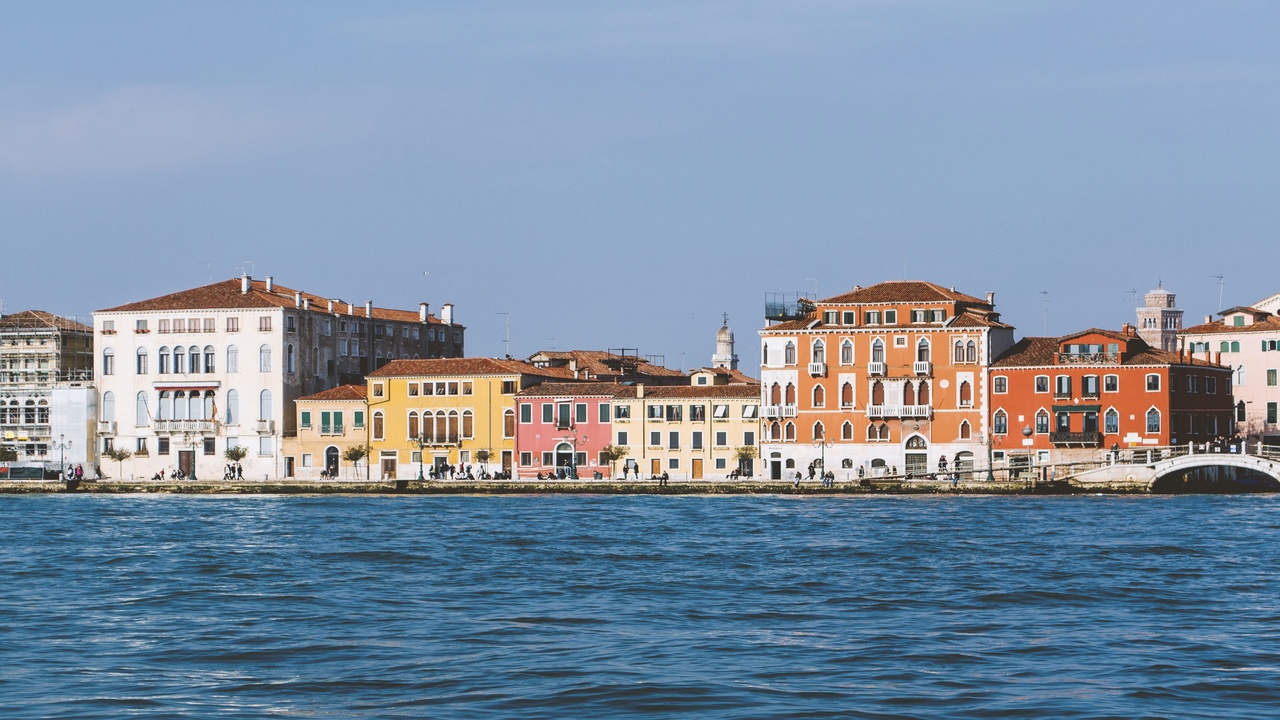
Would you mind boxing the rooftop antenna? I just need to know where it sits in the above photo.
[804,277,818,299]
[1040,291,1049,335]
[1212,274,1225,311]
[242,261,254,276]
[679,352,687,371]
[496,312,510,358]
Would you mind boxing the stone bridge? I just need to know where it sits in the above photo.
[1065,448,1280,491]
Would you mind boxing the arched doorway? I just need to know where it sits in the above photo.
[904,435,928,478]
[325,446,340,478]
[954,451,974,480]
[770,451,782,480]
[555,442,574,474]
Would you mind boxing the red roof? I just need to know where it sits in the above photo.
[298,384,367,402]
[1184,316,1280,335]
[820,280,988,306]
[368,357,575,379]
[0,310,92,333]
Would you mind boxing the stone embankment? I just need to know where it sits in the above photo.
[0,477,1145,495]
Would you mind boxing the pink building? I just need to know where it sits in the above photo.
[513,382,627,478]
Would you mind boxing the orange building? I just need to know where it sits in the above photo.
[989,327,1234,466]
[759,281,1015,480]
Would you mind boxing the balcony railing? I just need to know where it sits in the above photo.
[913,361,932,376]
[808,362,827,377]
[764,405,782,419]
[256,420,275,434]
[154,419,217,434]
[1053,391,1072,400]
[782,404,798,418]
[417,433,461,445]
[320,424,344,436]
[868,362,886,377]
[1057,352,1119,364]
[866,404,932,419]
[97,420,117,435]
[1050,431,1102,445]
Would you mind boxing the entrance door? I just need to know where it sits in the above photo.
[501,450,512,474]
[380,453,397,480]
[904,435,928,477]
[692,458,703,479]
[285,457,295,478]
[555,443,574,473]
[178,450,194,478]
[770,459,781,480]
[651,458,661,477]
[325,446,340,477]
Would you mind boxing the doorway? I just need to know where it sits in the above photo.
[555,442,574,473]
[380,451,397,480]
[770,452,781,480]
[692,458,703,479]
[651,458,661,477]
[325,446,340,477]
[178,450,194,479]
[501,450,512,474]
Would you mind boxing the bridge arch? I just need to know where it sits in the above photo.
[1149,454,1280,493]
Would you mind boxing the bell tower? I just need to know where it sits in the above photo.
[1136,282,1182,352]
[712,314,738,370]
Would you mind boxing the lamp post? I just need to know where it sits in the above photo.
[54,433,71,480]
[981,433,995,482]
[184,433,199,481]
[813,436,832,479]
[416,434,428,480]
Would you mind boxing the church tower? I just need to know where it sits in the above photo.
[712,315,738,370]
[1136,283,1183,352]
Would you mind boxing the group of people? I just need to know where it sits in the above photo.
[535,467,576,480]
[61,464,86,482]
[427,463,504,480]
[223,462,244,481]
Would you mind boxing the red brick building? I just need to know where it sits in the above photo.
[989,327,1234,466]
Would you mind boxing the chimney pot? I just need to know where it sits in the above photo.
[365,300,373,318]
[986,291,995,306]
[636,383,645,399]
[419,303,429,323]
[294,291,302,308]
[265,276,274,292]
[327,299,334,313]
[441,303,454,326]
[241,274,251,294]
[1205,315,1212,324]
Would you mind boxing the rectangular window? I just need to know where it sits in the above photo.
[285,316,295,332]
[407,383,418,397]
[204,438,216,455]
[301,411,311,428]
[301,453,312,467]
[575,403,587,423]
[135,319,148,332]
[158,319,170,333]
[744,431,755,446]
[617,431,628,446]
[224,317,238,332]
[648,405,664,420]
[691,431,703,450]
[1055,376,1071,397]
[614,405,631,420]
[864,311,881,325]
[422,382,435,396]
[1147,374,1161,391]
[713,404,729,419]
[742,405,758,419]
[259,437,272,456]
[520,403,533,423]
[339,339,348,356]
[599,403,611,423]
[542,403,553,423]
[502,380,517,394]
[201,318,213,333]
[542,451,553,466]
[824,311,838,325]
[1207,377,1216,394]
[931,310,946,323]
[1269,370,1277,387]
[520,452,532,466]
[372,383,384,398]
[1269,403,1278,424]
[689,405,706,422]
[665,405,683,421]
[1035,376,1049,393]
[259,316,272,331]
[1082,375,1100,397]
[462,382,472,395]
[649,431,661,447]
[136,437,148,453]
[157,437,170,455]
[353,411,364,428]
[446,382,458,395]
[668,458,679,470]
[842,311,856,325]
[1104,375,1118,393]
[715,431,728,446]
[884,310,897,325]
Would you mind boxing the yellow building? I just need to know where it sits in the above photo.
[282,384,368,480]
[366,358,571,479]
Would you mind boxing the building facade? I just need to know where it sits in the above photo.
[93,275,462,480]
[1135,284,1183,352]
[283,384,368,480]
[1181,303,1280,445]
[366,358,571,480]
[610,382,761,479]
[514,382,627,478]
[759,280,1015,480]
[990,328,1234,468]
[0,310,97,471]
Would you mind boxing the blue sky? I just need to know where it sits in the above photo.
[3,1,1278,365]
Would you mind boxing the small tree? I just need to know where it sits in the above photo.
[224,445,248,463]
[105,448,133,479]
[474,448,491,474]
[600,444,628,478]
[734,446,759,477]
[343,444,369,480]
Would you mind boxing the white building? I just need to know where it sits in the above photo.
[1181,301,1280,446]
[93,275,463,480]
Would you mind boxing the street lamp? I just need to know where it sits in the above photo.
[813,436,832,480]
[54,433,71,480]
[980,433,995,482]
[184,433,200,481]
[416,434,428,480]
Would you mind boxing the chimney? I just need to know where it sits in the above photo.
[1213,351,1220,365]
[419,303,429,323]
[636,383,645,399]
[327,299,334,313]
[986,291,995,306]
[365,300,373,318]
[241,274,251,294]
[441,303,454,325]
[265,276,274,292]
[303,298,310,311]
[1121,322,1135,337]
[347,302,354,316]
[294,292,302,308]
[1205,315,1212,324]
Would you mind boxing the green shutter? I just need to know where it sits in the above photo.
[301,411,311,427]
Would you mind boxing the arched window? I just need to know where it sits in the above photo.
[770,383,782,405]
[1231,341,1240,353]
[136,348,148,375]
[905,435,927,450]
[953,340,964,363]
[812,385,825,408]
[840,340,854,365]
[871,339,885,363]
[903,382,916,406]
[784,342,797,365]
[102,348,115,376]
[842,458,853,468]
[372,411,384,440]
[157,391,171,421]
[1036,409,1050,434]
[867,423,878,441]
[1104,408,1119,434]
[1146,408,1161,433]
[226,345,239,373]
[188,392,201,420]
[36,399,48,424]
[1237,401,1246,422]
[172,391,187,420]
[959,420,971,439]
[1220,341,1229,353]
[173,347,184,374]
[259,389,272,421]
[993,409,1007,434]
[462,410,474,438]
[158,346,170,374]
[784,422,796,441]
[878,424,889,440]
[259,345,272,373]
[446,410,459,442]
[966,340,977,363]
[188,345,200,374]
[286,344,295,374]
[916,338,930,362]
[762,344,769,366]
[918,380,930,405]
[812,340,825,364]
[842,421,853,440]
[959,380,972,407]
[770,421,781,441]
[841,382,854,408]
[203,391,214,420]
[225,389,239,425]
[101,391,115,421]
[785,383,796,405]
[408,411,419,439]
[204,346,215,373]
[871,380,884,406]
[503,409,516,438]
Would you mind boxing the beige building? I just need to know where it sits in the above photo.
[283,384,368,480]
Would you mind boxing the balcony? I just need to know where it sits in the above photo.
[1057,352,1118,365]
[866,404,932,419]
[154,419,217,434]
[868,361,886,377]
[782,404,798,418]
[764,405,782,419]
[256,420,275,435]
[1053,391,1072,400]
[418,434,461,446]
[1050,431,1102,446]
[320,424,345,436]
[913,361,932,376]
[97,420,117,435]
[808,362,827,377]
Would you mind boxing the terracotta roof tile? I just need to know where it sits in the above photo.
[995,333,1226,368]
[638,385,761,399]
[1184,316,1280,335]
[0,310,93,332]
[514,382,631,398]
[368,357,575,379]
[298,384,368,402]
[525,350,686,378]
[820,280,988,306]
